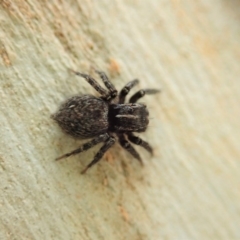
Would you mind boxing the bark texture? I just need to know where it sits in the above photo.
[1,0,240,239]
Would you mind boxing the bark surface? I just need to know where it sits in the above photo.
[1,1,240,239]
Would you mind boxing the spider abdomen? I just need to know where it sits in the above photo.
[53,95,109,138]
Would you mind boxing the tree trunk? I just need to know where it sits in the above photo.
[1,1,240,239]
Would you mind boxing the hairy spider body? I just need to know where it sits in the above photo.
[53,95,109,138]
[109,103,149,132]
[52,70,159,174]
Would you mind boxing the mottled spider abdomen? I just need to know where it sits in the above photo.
[52,95,109,138]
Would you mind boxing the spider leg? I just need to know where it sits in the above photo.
[118,134,143,165]
[129,89,160,103]
[95,70,117,100]
[56,133,109,161]
[72,70,108,97]
[81,136,116,174]
[127,133,153,156]
[119,79,139,103]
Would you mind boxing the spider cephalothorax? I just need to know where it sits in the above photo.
[52,70,159,174]
[109,103,149,132]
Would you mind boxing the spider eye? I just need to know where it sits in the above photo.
[129,107,134,114]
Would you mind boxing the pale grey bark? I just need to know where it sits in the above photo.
[1,1,240,239]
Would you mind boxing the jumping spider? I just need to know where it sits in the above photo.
[52,70,159,174]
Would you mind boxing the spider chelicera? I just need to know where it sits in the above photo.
[52,70,159,174]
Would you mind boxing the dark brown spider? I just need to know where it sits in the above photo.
[52,70,159,174]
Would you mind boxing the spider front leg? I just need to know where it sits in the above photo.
[119,79,139,103]
[118,134,143,165]
[129,89,160,103]
[72,70,109,97]
[127,133,153,156]
[81,135,116,174]
[56,133,109,161]
[95,70,117,100]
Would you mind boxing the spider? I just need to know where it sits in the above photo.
[52,70,159,174]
